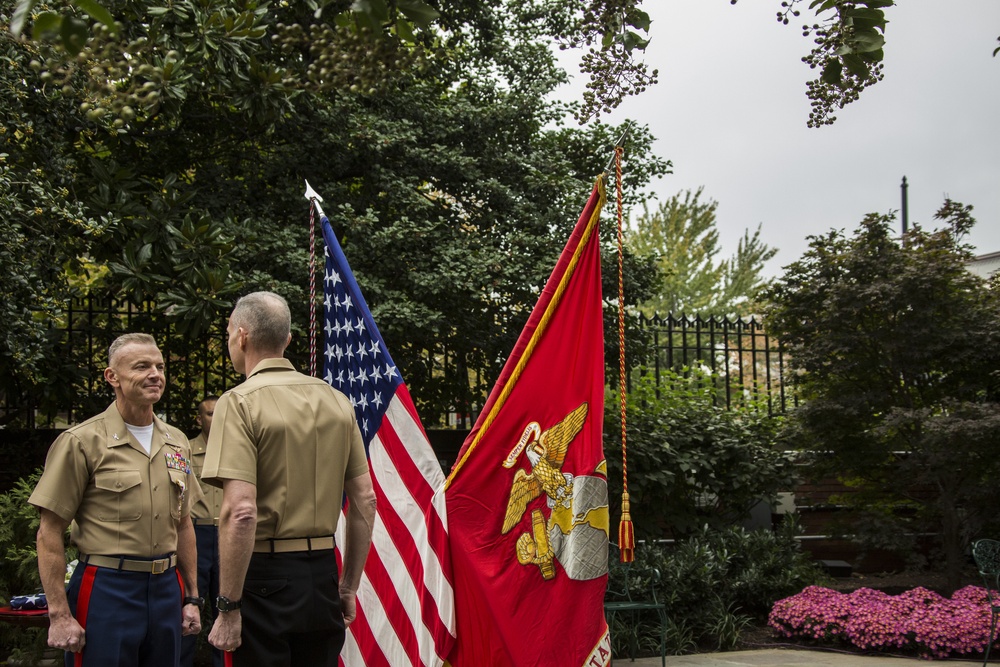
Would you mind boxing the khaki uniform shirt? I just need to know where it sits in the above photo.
[29,402,202,557]
[202,358,368,540]
[189,432,223,521]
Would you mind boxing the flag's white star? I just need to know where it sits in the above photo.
[343,320,354,336]
[325,344,335,362]
[369,341,381,358]
[330,270,342,287]
[348,370,356,386]
[345,345,355,361]
[385,364,398,381]
[372,391,383,410]
[334,345,344,362]
[342,295,354,312]
[324,319,334,337]
[358,393,369,410]
[324,293,332,310]
[362,418,369,434]
[324,269,339,286]
[355,318,365,335]
[336,370,344,386]
[371,366,382,383]
[357,368,368,386]
[357,343,368,360]
[324,369,334,385]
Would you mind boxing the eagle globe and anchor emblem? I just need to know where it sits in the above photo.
[501,402,610,582]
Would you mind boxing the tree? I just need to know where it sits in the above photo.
[0,0,671,424]
[627,188,777,316]
[764,203,1000,589]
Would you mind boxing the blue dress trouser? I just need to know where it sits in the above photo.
[180,525,223,667]
[65,557,183,667]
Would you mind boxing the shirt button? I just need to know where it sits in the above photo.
[154,514,160,520]
[116,482,122,488]
[153,486,158,491]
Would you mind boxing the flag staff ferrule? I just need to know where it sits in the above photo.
[604,121,633,174]
[304,179,327,218]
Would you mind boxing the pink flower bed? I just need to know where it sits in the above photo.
[768,585,996,659]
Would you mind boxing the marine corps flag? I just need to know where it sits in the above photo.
[442,177,611,667]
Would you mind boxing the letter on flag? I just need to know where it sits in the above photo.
[444,178,611,667]
[319,214,456,666]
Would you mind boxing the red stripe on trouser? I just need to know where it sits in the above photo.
[176,568,186,598]
[73,565,99,667]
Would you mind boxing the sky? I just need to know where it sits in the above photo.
[553,0,1000,278]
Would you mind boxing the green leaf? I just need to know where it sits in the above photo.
[73,0,118,35]
[395,16,415,43]
[11,0,39,37]
[31,11,62,39]
[627,9,652,33]
[60,15,89,55]
[351,0,389,25]
[396,0,439,29]
[842,53,870,78]
[821,58,843,85]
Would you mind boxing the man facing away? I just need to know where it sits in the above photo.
[181,395,224,667]
[30,332,203,667]
[203,291,377,666]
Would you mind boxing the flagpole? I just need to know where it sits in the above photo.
[304,180,326,378]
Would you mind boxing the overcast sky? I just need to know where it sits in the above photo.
[554,0,1000,278]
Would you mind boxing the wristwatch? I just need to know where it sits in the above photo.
[216,595,242,613]
[183,596,205,610]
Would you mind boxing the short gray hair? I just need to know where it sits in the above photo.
[108,333,157,367]
[231,291,291,352]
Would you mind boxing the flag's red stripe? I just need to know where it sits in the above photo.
[359,540,422,665]
[394,384,433,442]
[344,596,392,667]
[73,564,98,667]
[376,416,450,567]
[369,466,453,657]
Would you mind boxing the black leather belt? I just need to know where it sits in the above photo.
[253,536,335,553]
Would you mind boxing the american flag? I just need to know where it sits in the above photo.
[318,212,456,666]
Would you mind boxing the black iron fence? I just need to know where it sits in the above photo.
[634,313,794,414]
[0,298,793,433]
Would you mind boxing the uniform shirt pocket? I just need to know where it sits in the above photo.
[167,469,188,520]
[93,469,143,522]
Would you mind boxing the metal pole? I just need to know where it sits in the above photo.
[901,176,909,234]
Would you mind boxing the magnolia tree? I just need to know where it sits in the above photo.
[764,202,1000,589]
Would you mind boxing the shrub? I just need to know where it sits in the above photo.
[609,522,827,655]
[605,368,796,539]
[769,585,995,659]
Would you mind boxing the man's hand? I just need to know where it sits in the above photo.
[209,612,242,652]
[47,610,86,653]
[181,604,202,636]
[340,589,357,627]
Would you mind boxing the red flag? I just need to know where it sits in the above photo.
[443,178,611,667]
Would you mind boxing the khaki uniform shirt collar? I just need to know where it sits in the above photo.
[248,357,296,379]
[101,402,177,457]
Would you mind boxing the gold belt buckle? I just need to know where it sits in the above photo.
[151,558,168,575]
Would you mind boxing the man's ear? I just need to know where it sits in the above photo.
[104,366,119,388]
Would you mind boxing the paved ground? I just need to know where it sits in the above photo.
[617,648,985,666]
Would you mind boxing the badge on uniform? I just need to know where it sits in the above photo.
[164,451,192,474]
